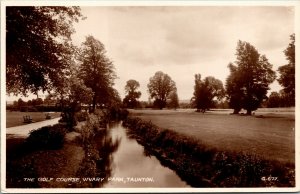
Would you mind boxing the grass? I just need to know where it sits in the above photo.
[6,123,84,188]
[129,109,295,164]
[6,111,61,128]
[122,116,295,187]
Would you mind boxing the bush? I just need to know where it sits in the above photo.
[105,107,129,121]
[26,124,67,150]
[75,111,89,122]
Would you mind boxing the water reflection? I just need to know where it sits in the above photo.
[91,125,121,187]
[103,122,189,188]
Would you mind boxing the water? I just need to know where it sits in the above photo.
[6,119,190,187]
[102,122,190,188]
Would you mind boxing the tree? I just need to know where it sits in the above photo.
[54,66,93,129]
[279,89,294,107]
[6,6,83,96]
[226,40,276,115]
[147,71,176,109]
[44,94,57,106]
[17,98,26,109]
[226,63,243,114]
[278,34,295,106]
[123,79,141,108]
[167,91,179,110]
[267,92,281,108]
[191,74,225,112]
[78,35,116,112]
[31,98,43,106]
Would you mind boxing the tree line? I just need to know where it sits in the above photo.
[6,7,295,118]
[123,35,295,114]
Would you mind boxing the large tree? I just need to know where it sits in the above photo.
[167,90,179,110]
[6,6,83,96]
[226,63,243,114]
[191,74,225,112]
[226,40,276,115]
[78,35,116,112]
[278,34,295,106]
[147,71,176,109]
[54,64,93,129]
[123,79,141,108]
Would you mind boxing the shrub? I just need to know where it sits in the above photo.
[26,124,67,150]
[75,111,89,122]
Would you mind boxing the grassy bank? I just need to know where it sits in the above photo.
[6,123,84,188]
[122,116,295,187]
[130,109,295,163]
[6,113,107,188]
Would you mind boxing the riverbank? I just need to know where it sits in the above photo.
[6,108,130,188]
[129,109,295,163]
[122,116,295,187]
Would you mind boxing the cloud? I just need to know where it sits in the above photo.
[72,6,294,101]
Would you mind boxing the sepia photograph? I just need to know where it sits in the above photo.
[1,0,299,193]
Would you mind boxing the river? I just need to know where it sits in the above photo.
[6,118,190,188]
[102,122,190,188]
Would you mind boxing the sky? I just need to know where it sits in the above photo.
[71,6,294,101]
[6,5,295,102]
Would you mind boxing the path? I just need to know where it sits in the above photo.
[6,118,60,138]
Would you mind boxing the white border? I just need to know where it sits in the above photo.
[1,0,300,193]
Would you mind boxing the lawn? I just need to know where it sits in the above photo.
[6,111,61,128]
[129,109,295,164]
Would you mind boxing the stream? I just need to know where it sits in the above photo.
[6,118,190,188]
[102,122,190,188]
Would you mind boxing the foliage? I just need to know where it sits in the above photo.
[78,35,116,112]
[226,63,243,114]
[74,114,120,188]
[226,40,276,115]
[26,124,67,150]
[7,97,61,112]
[266,90,294,108]
[52,62,93,129]
[167,91,179,109]
[147,71,177,109]
[277,34,295,106]
[75,111,89,122]
[107,107,129,121]
[6,6,83,96]
[123,116,294,187]
[123,79,141,108]
[191,74,225,112]
[43,94,57,105]
[267,92,282,108]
